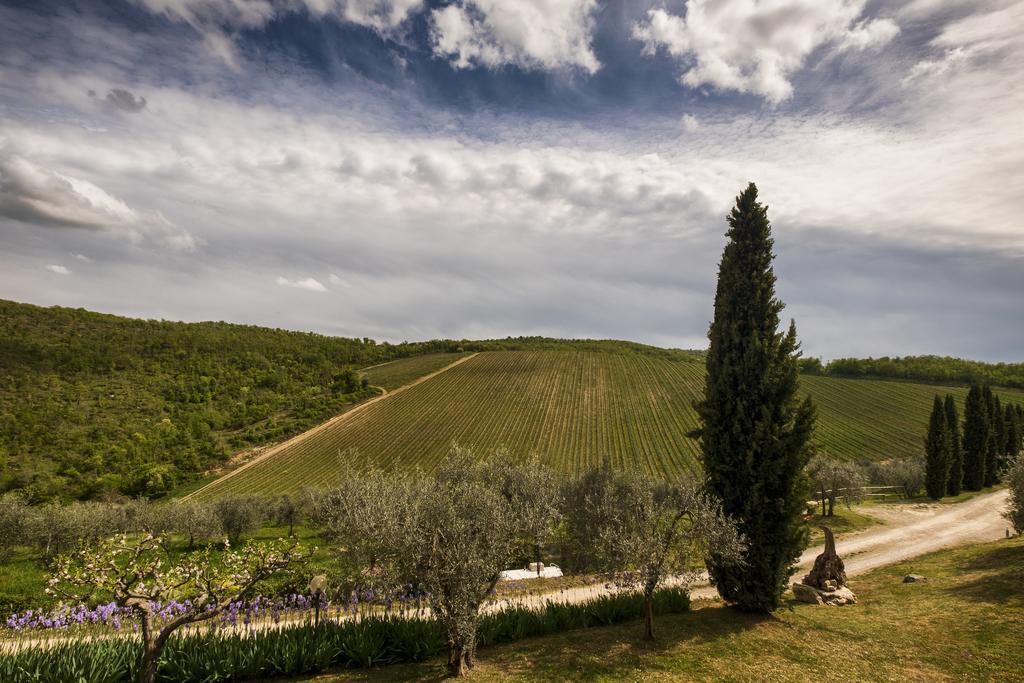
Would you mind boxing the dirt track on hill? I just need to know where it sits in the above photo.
[182,353,478,501]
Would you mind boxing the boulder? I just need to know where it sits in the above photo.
[792,582,858,606]
[792,583,824,604]
[903,574,927,583]
[820,585,858,606]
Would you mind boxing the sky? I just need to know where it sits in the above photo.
[0,0,1022,361]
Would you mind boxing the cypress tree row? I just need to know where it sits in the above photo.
[961,384,989,491]
[983,387,1000,486]
[924,395,948,500]
[944,394,963,496]
[696,183,816,614]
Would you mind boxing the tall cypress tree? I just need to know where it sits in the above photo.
[1006,403,1021,463]
[983,387,1000,486]
[944,394,963,496]
[962,384,988,491]
[924,395,948,500]
[991,394,1006,479]
[696,183,815,614]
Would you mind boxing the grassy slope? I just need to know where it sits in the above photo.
[194,350,1024,499]
[360,353,468,391]
[327,536,1024,682]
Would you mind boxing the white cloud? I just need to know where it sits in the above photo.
[328,273,352,287]
[430,0,600,73]
[276,276,328,292]
[0,153,196,251]
[45,264,71,275]
[633,1,898,104]
[902,46,975,84]
[680,113,699,132]
[835,18,900,52]
[72,252,93,262]
[903,3,1024,85]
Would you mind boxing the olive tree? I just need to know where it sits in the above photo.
[563,464,743,640]
[475,448,560,573]
[48,534,305,683]
[320,450,559,677]
[871,456,926,498]
[171,500,223,549]
[212,494,266,545]
[0,491,29,560]
[806,456,866,516]
[307,470,412,588]
[273,493,304,537]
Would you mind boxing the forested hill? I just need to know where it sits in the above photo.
[0,300,453,500]
[0,300,691,501]
[814,356,1024,390]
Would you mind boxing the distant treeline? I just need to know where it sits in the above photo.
[0,301,697,501]
[800,355,1024,390]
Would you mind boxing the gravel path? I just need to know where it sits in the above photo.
[510,489,1012,606]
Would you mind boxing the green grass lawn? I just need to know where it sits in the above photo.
[803,504,880,544]
[304,537,1024,682]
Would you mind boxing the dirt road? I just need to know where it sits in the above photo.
[507,489,1012,607]
[182,353,478,501]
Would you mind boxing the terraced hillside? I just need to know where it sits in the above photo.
[191,350,1024,499]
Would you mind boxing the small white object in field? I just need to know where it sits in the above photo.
[499,564,563,580]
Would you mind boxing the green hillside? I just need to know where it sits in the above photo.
[191,350,1024,499]
[0,300,459,500]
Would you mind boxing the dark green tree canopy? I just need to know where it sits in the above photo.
[961,385,989,491]
[924,395,949,500]
[944,394,963,496]
[696,183,816,614]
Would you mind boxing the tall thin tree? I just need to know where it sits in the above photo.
[924,395,948,500]
[983,387,1000,486]
[695,183,816,614]
[944,394,963,496]
[961,384,988,491]
[1005,403,1021,464]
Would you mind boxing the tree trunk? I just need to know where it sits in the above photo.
[139,640,161,683]
[448,644,467,677]
[643,592,655,640]
[820,488,827,517]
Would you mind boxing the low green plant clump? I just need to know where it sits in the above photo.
[0,588,690,682]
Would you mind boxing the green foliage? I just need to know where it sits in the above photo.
[560,464,740,639]
[962,385,989,491]
[1005,456,1024,535]
[824,355,1024,389]
[0,588,691,682]
[695,183,815,614]
[0,300,427,500]
[1005,404,1022,463]
[987,391,1003,486]
[945,395,963,496]
[924,396,949,500]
